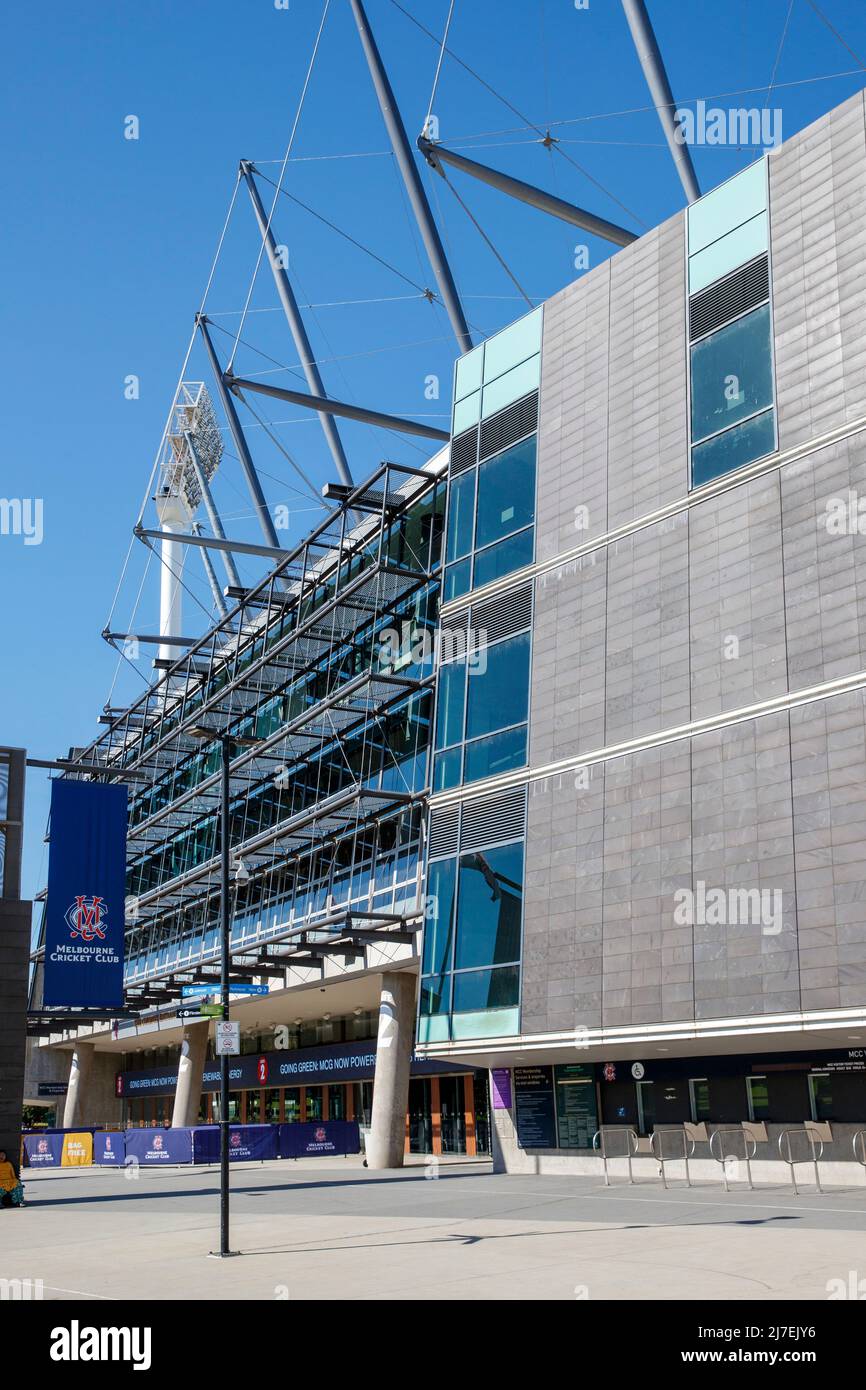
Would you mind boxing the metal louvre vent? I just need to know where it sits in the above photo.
[429,805,460,859]
[450,427,479,476]
[478,392,538,461]
[689,255,769,341]
[439,608,469,660]
[470,582,533,648]
[460,786,527,851]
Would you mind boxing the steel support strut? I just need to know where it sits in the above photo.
[224,374,449,442]
[349,0,473,354]
[197,315,280,549]
[240,162,354,490]
[621,0,700,204]
[418,138,637,248]
[185,431,242,591]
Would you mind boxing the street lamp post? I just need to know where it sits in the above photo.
[188,727,260,1259]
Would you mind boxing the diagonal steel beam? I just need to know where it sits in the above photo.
[240,161,354,490]
[418,137,637,247]
[225,374,449,442]
[621,0,700,204]
[197,315,281,548]
[349,0,473,354]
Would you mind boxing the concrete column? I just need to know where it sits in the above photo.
[171,1020,210,1128]
[366,971,415,1169]
[62,1043,95,1129]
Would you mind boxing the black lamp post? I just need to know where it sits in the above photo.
[188,727,260,1258]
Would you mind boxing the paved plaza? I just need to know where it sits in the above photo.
[5,1156,866,1302]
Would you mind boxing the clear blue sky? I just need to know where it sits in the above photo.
[4,0,866,920]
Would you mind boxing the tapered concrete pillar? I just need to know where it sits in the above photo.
[171,1020,210,1128]
[366,971,415,1169]
[62,1043,94,1129]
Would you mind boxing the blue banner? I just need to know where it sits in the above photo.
[279,1121,360,1159]
[192,1125,278,1164]
[23,1132,63,1167]
[93,1131,125,1165]
[124,1128,193,1165]
[43,780,127,1007]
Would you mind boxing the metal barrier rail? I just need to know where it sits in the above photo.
[709,1127,757,1191]
[854,1130,866,1179]
[592,1127,639,1186]
[779,1128,825,1195]
[651,1127,695,1189]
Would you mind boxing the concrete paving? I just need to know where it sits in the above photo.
[5,1156,866,1301]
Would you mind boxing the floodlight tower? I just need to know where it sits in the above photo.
[154,383,224,662]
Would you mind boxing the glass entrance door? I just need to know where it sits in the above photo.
[636,1081,655,1136]
[408,1078,431,1153]
[439,1076,466,1153]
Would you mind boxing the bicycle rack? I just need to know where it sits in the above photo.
[592,1127,639,1186]
[853,1130,866,1181]
[651,1127,695,1189]
[779,1124,830,1195]
[709,1127,757,1191]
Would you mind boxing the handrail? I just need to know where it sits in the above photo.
[778,1128,825,1195]
[651,1126,695,1189]
[853,1130,866,1177]
[709,1126,756,1190]
[592,1127,639,1186]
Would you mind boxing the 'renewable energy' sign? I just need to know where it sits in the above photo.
[43,779,128,1007]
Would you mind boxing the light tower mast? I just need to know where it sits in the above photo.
[154,383,224,662]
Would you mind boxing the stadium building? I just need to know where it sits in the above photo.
[21,8,866,1175]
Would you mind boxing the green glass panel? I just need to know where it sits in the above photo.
[481,356,540,418]
[691,408,775,487]
[482,306,542,383]
[455,841,523,970]
[690,304,772,442]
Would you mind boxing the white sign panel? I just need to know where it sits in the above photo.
[215,1021,240,1056]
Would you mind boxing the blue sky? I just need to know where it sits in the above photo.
[4,0,866,916]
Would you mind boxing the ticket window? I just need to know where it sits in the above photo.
[689,1078,710,1123]
[746,1076,770,1123]
[264,1089,281,1122]
[246,1091,262,1124]
[284,1089,301,1124]
[306,1087,323,1121]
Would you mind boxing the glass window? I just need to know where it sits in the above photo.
[445,470,476,564]
[465,633,530,741]
[747,1075,770,1122]
[687,158,767,256]
[464,725,527,783]
[482,306,542,382]
[452,965,520,1012]
[473,527,534,589]
[305,1086,323,1122]
[454,344,483,401]
[688,213,767,294]
[481,356,540,417]
[423,857,457,975]
[475,437,536,551]
[420,973,451,1016]
[455,841,523,970]
[809,1072,832,1122]
[692,407,775,487]
[443,558,471,604]
[452,391,480,436]
[689,1078,710,1122]
[328,1085,346,1121]
[690,304,773,443]
[432,746,462,792]
[435,661,466,749]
